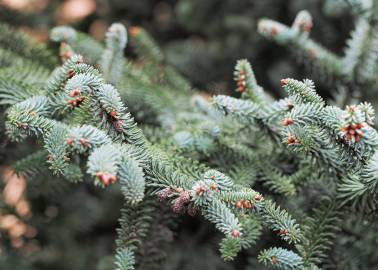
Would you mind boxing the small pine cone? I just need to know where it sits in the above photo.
[179,191,191,204]
[157,187,172,202]
[171,199,184,213]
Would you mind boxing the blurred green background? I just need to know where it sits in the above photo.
[0,1,361,269]
[0,0,353,96]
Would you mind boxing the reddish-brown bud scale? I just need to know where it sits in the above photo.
[280,79,288,86]
[179,191,191,204]
[109,110,117,118]
[279,229,289,235]
[254,194,263,201]
[79,138,88,147]
[69,88,80,97]
[243,200,251,209]
[209,183,217,191]
[129,26,141,37]
[271,26,278,36]
[231,230,240,239]
[157,187,172,201]
[67,69,74,78]
[97,172,117,186]
[113,120,123,132]
[62,51,73,60]
[195,186,207,196]
[66,137,73,145]
[237,80,245,86]
[282,118,294,126]
[287,134,295,145]
[171,199,184,213]
[76,96,84,102]
[235,200,243,209]
[271,256,277,265]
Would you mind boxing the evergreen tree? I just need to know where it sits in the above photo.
[0,1,378,269]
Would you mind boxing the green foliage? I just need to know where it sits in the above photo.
[258,247,303,270]
[114,248,135,270]
[1,2,378,268]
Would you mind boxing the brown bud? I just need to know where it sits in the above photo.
[109,110,117,118]
[79,138,88,147]
[271,26,278,36]
[209,183,217,191]
[67,69,74,78]
[157,187,172,201]
[243,200,251,209]
[97,172,117,186]
[231,230,240,239]
[129,26,141,37]
[66,137,73,145]
[287,134,295,145]
[282,118,294,126]
[287,101,294,110]
[235,200,243,209]
[69,88,80,97]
